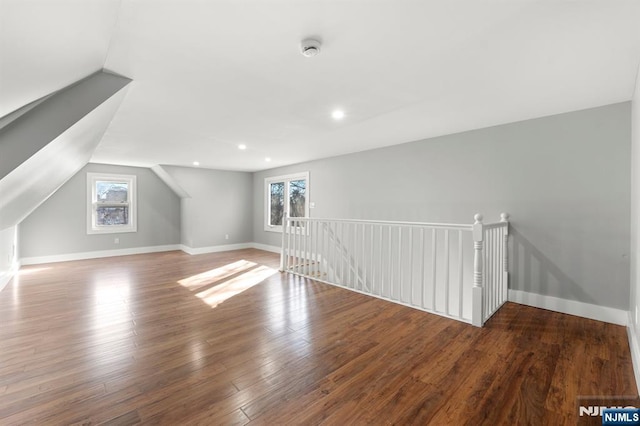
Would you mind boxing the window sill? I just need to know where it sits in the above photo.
[87,227,137,235]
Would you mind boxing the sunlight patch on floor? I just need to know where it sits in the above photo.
[18,267,51,275]
[178,260,257,291]
[196,265,277,308]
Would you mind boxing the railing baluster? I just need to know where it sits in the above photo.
[458,230,463,318]
[486,228,490,316]
[313,221,317,278]
[353,223,358,289]
[340,221,345,287]
[488,228,492,316]
[408,227,413,306]
[487,228,492,315]
[444,229,450,315]
[378,225,383,296]
[492,228,496,314]
[307,220,312,278]
[496,229,499,308]
[283,218,294,271]
[398,226,402,302]
[502,213,510,304]
[370,224,375,295]
[493,228,498,312]
[304,220,308,277]
[361,223,369,291]
[498,228,502,306]
[293,219,299,274]
[420,228,425,309]
[318,221,322,279]
[431,228,437,311]
[387,225,392,300]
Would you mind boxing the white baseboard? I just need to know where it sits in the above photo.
[179,242,282,255]
[20,244,182,266]
[508,289,628,326]
[627,313,640,396]
[250,243,281,254]
[19,242,280,265]
[0,260,21,292]
[179,243,254,255]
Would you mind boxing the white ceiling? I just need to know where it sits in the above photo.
[3,0,640,172]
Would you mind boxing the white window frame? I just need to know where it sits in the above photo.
[264,172,310,233]
[87,173,137,235]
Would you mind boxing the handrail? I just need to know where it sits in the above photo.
[483,222,508,230]
[289,217,473,230]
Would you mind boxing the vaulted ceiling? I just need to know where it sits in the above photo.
[2,0,640,172]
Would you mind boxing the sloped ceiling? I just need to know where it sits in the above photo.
[0,72,131,229]
[3,0,640,173]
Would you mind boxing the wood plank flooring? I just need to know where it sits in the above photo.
[0,248,636,425]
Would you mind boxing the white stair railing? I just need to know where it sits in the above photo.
[280,214,510,326]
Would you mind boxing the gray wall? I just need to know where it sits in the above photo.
[630,67,640,330]
[254,102,631,310]
[161,166,253,248]
[20,163,180,258]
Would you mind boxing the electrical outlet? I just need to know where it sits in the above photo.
[114,237,120,244]
[225,234,229,240]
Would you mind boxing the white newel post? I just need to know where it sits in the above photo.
[472,213,484,327]
[500,213,510,302]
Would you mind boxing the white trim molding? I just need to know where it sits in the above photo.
[627,312,640,396]
[19,242,281,266]
[21,244,181,265]
[508,289,628,326]
[264,171,310,233]
[179,242,281,255]
[87,172,137,235]
[250,243,281,254]
[179,243,254,255]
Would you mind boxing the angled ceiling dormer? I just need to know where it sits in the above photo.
[0,70,132,230]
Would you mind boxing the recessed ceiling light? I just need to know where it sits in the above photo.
[193,161,200,166]
[332,110,345,120]
[238,144,247,150]
[265,157,271,162]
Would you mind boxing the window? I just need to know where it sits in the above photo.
[264,172,309,232]
[87,173,137,234]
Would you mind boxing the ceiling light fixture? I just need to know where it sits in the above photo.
[300,38,321,58]
[332,110,345,120]
[193,161,200,166]
[265,157,271,162]
[238,144,247,150]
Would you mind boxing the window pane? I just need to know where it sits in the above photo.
[289,179,306,218]
[96,206,129,226]
[96,181,128,202]
[270,182,284,226]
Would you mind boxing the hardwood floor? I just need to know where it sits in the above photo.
[0,248,636,425]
